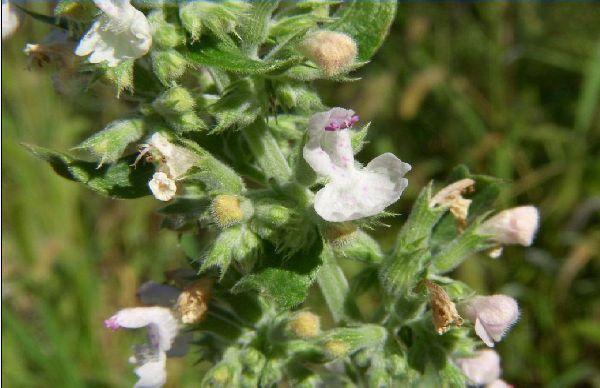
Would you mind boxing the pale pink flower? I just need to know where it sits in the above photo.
[2,0,20,40]
[303,108,411,222]
[456,349,501,385]
[480,206,540,247]
[463,295,519,347]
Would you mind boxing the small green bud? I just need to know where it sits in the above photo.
[388,354,408,378]
[104,60,134,96]
[211,195,253,228]
[321,325,387,359]
[166,111,207,133]
[151,49,187,86]
[153,86,196,115]
[275,82,324,113]
[323,222,358,247]
[296,374,323,388]
[201,225,261,278]
[239,348,265,376]
[211,365,232,385]
[287,311,321,339]
[147,10,186,48]
[334,230,383,264]
[254,199,294,227]
[179,1,248,41]
[76,118,144,165]
[259,359,284,387]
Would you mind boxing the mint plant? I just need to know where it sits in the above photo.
[19,1,540,386]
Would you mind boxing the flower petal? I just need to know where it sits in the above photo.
[474,318,495,347]
[133,352,167,388]
[109,307,179,352]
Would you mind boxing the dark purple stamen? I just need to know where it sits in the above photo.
[325,115,360,131]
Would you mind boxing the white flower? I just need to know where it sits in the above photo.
[480,206,540,247]
[75,0,152,67]
[487,379,513,388]
[142,133,200,201]
[463,295,519,347]
[2,0,20,40]
[303,108,411,222]
[456,349,501,386]
[105,307,179,388]
[146,133,199,179]
[149,172,176,201]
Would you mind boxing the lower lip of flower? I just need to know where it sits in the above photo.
[104,317,120,330]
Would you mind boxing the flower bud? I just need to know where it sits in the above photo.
[423,280,463,334]
[334,230,383,263]
[260,359,284,387]
[479,206,539,248]
[455,349,501,385]
[254,200,294,227]
[323,222,358,247]
[149,171,177,201]
[462,295,519,347]
[152,86,196,116]
[151,49,187,86]
[211,365,231,385]
[288,311,321,339]
[211,195,253,228]
[430,178,475,231]
[166,110,207,133]
[148,10,186,49]
[77,118,145,165]
[301,30,358,76]
[324,340,349,358]
[239,348,265,376]
[176,278,212,324]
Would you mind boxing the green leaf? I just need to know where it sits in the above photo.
[232,239,323,309]
[317,244,360,323]
[243,120,292,184]
[207,79,260,132]
[185,36,303,75]
[394,183,447,252]
[429,218,493,274]
[25,144,153,199]
[329,0,397,61]
[237,0,279,53]
[200,225,261,279]
[177,138,246,194]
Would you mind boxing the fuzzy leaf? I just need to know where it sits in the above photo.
[207,79,260,132]
[25,145,153,198]
[329,0,397,62]
[186,36,303,75]
[429,218,494,274]
[200,225,261,278]
[237,0,279,51]
[243,120,292,184]
[232,239,323,309]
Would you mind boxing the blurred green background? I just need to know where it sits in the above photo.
[2,2,599,387]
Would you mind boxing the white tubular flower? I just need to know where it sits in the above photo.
[75,0,152,67]
[456,349,501,386]
[143,133,200,201]
[487,379,513,388]
[146,132,199,179]
[463,295,519,347]
[2,0,20,40]
[480,206,540,247]
[105,307,179,388]
[303,108,411,222]
[149,172,176,201]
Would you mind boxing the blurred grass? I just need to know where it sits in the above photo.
[2,2,599,387]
